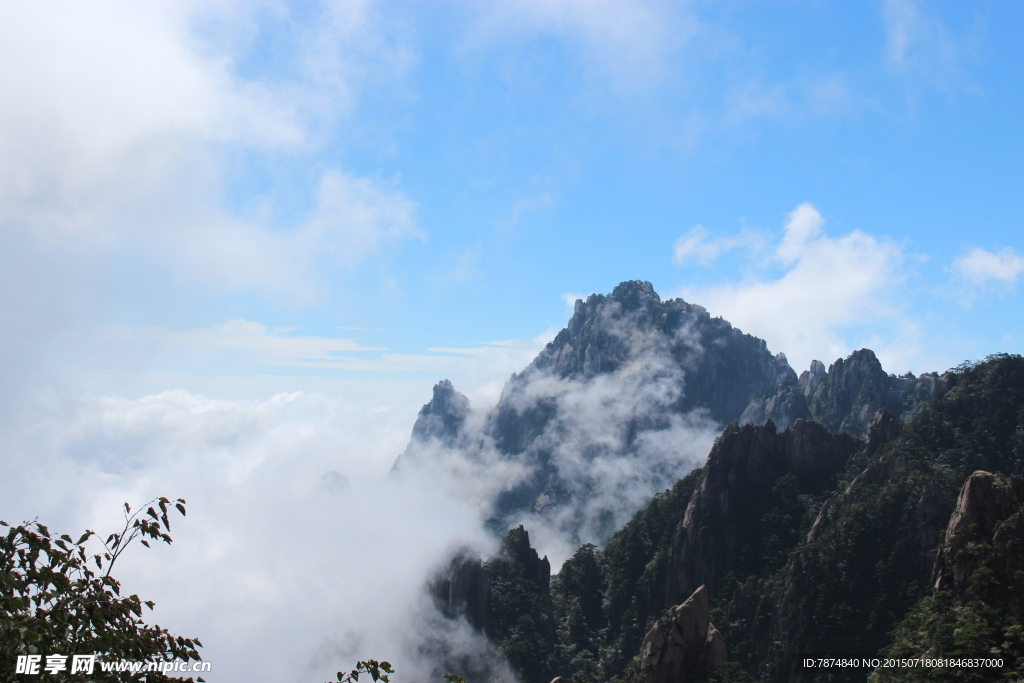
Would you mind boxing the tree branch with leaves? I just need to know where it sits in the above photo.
[1,497,203,682]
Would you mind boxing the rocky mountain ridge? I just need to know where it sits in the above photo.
[740,348,943,433]
[423,352,1024,682]
[398,282,1024,683]
[397,281,939,546]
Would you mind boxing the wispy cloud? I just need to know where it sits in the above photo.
[949,247,1024,308]
[881,0,978,93]
[465,0,694,96]
[953,247,1024,285]
[672,225,764,265]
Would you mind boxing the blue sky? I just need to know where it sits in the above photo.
[1,2,1022,679]
[3,0,1021,407]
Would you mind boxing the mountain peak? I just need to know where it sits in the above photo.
[610,279,661,307]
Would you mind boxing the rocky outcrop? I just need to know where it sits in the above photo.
[516,280,797,425]
[429,547,489,631]
[412,379,471,446]
[498,525,551,593]
[864,408,901,455]
[399,282,801,539]
[743,351,939,435]
[636,586,726,683]
[664,420,859,604]
[932,471,1024,617]
[739,385,811,431]
[393,379,471,472]
[799,349,939,435]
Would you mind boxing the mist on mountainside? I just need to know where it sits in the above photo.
[388,280,966,683]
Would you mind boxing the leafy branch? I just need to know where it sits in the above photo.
[332,661,465,683]
[0,497,202,682]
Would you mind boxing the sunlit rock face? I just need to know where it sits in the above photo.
[636,585,727,683]
[396,280,800,545]
[932,470,1024,617]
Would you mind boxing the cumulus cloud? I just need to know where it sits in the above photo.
[675,203,905,372]
[776,203,825,263]
[0,1,419,302]
[0,1,424,426]
[157,170,421,300]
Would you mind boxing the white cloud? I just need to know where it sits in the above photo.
[0,387,495,682]
[777,202,825,263]
[0,1,423,422]
[881,0,973,91]
[953,247,1024,285]
[95,320,551,410]
[465,1,695,95]
[675,203,905,372]
[0,1,419,300]
[672,225,763,265]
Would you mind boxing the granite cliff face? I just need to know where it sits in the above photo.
[876,467,1024,681]
[932,470,1024,615]
[636,586,727,683]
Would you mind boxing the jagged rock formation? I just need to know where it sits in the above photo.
[494,524,552,593]
[742,349,942,435]
[429,547,489,631]
[665,419,859,604]
[932,470,1024,615]
[412,379,471,445]
[394,380,472,473]
[636,586,727,683]
[398,280,800,540]
[514,281,796,423]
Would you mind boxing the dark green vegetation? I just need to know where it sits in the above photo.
[476,354,1024,683]
[484,527,554,683]
[1,498,203,682]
